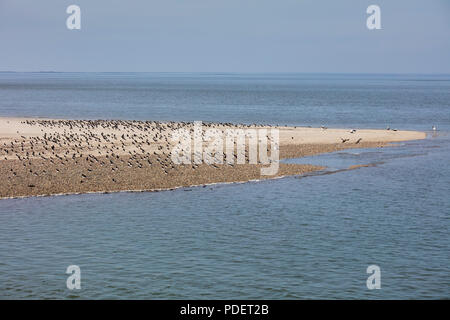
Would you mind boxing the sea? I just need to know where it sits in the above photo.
[0,72,449,299]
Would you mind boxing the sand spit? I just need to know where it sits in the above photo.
[0,117,426,199]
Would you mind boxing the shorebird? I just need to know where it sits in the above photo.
[355,138,362,144]
[340,138,350,143]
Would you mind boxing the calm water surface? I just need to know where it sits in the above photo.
[0,73,449,299]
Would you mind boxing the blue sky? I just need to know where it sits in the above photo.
[0,0,449,73]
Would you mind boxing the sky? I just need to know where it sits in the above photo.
[0,0,449,73]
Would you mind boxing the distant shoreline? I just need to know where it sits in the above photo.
[1,71,450,76]
[0,117,426,199]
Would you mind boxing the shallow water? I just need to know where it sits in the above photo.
[0,73,449,299]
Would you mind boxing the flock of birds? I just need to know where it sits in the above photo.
[3,120,435,186]
[1,119,272,183]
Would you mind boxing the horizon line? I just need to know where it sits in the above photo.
[1,71,450,76]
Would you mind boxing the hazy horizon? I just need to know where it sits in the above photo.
[1,71,450,75]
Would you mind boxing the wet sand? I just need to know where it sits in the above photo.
[0,117,426,199]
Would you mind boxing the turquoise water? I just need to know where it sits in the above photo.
[0,73,449,299]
